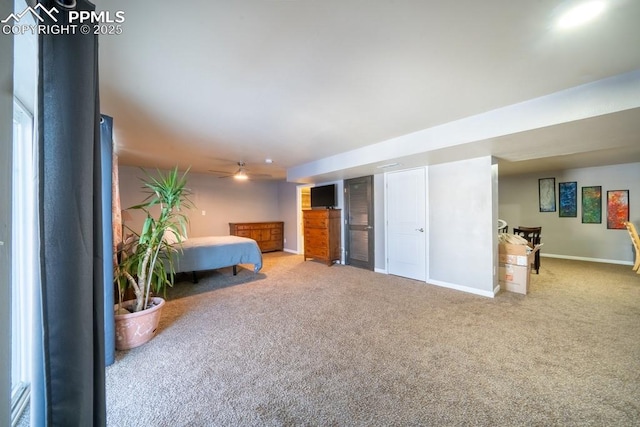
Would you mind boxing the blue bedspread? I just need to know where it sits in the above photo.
[169,235,263,274]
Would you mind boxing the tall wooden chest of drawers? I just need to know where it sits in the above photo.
[303,209,341,265]
[229,222,284,252]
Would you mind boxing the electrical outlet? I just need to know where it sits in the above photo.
[201,210,206,216]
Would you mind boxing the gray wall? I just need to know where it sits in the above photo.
[499,162,640,263]
[0,3,13,422]
[119,166,286,238]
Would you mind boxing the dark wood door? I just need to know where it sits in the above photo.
[344,176,374,270]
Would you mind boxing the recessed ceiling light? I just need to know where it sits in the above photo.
[557,1,606,29]
[265,158,273,164]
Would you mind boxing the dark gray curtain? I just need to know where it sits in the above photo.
[101,115,115,366]
[36,0,106,425]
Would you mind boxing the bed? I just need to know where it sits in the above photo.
[168,235,263,282]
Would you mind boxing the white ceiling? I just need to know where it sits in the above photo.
[96,0,640,182]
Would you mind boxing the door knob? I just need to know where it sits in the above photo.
[416,228,424,232]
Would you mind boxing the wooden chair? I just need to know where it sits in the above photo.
[513,226,542,274]
[624,222,640,274]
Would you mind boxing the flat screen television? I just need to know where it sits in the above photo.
[310,184,336,209]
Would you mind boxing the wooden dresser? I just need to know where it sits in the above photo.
[303,209,341,265]
[229,222,284,253]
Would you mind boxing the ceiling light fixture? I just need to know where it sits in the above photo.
[233,169,249,180]
[233,162,249,180]
[557,1,606,29]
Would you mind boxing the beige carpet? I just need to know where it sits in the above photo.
[106,253,640,426]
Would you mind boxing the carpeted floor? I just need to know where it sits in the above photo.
[105,253,640,426]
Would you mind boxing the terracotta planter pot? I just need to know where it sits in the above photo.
[114,297,165,350]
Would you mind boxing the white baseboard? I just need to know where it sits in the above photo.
[541,253,633,266]
[283,248,299,254]
[493,284,502,296]
[369,270,496,297]
[426,278,496,298]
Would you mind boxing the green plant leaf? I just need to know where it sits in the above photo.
[116,166,194,313]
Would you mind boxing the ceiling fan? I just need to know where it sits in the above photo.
[208,161,272,180]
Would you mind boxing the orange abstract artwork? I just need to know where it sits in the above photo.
[607,190,629,229]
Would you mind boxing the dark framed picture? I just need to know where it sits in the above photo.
[538,178,556,212]
[607,190,629,229]
[581,186,602,224]
[559,181,577,217]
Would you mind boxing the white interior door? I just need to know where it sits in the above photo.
[386,168,426,281]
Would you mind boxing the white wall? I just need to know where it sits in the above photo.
[428,157,497,296]
[288,71,640,183]
[119,166,283,238]
[277,180,299,252]
[499,162,640,263]
[373,173,386,271]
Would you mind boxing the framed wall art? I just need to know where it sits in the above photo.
[559,181,577,217]
[581,186,602,224]
[607,190,629,229]
[538,178,556,212]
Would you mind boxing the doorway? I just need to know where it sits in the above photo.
[386,168,427,281]
[297,185,312,254]
[344,176,374,270]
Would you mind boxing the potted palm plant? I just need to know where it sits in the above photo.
[114,167,192,350]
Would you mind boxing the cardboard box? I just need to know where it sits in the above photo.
[498,243,541,269]
[498,253,529,266]
[499,263,530,295]
[499,242,535,255]
[498,243,542,294]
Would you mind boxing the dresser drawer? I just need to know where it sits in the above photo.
[306,245,328,258]
[304,217,328,228]
[261,241,281,252]
[305,227,327,239]
[270,228,282,237]
[306,237,328,252]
